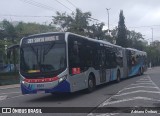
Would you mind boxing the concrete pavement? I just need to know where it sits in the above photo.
[0,84,20,90]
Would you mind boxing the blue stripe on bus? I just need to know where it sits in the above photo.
[45,80,70,93]
[128,62,143,77]
[21,80,71,94]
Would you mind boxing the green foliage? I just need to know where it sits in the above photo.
[127,30,146,50]
[53,9,91,36]
[16,22,57,38]
[52,8,110,40]
[0,20,57,67]
[144,42,160,67]
[117,10,127,47]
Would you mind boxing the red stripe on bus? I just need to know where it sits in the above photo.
[24,76,59,83]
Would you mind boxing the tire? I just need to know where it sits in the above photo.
[87,75,95,93]
[116,70,121,82]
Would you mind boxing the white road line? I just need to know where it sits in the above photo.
[136,81,152,83]
[87,113,119,116]
[115,90,160,97]
[88,75,160,116]
[0,95,7,100]
[131,83,154,86]
[7,94,24,99]
[118,86,158,92]
[148,76,160,91]
[102,96,160,106]
[0,92,21,95]
[96,113,119,116]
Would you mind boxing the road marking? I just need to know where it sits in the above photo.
[0,92,21,95]
[131,83,154,86]
[102,96,160,106]
[7,94,24,99]
[87,113,119,116]
[115,90,160,97]
[118,86,158,92]
[0,95,7,100]
[88,75,160,116]
[136,81,152,83]
[96,113,119,116]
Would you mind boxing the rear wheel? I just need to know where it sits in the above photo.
[87,75,95,92]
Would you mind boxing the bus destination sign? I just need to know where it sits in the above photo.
[25,36,60,44]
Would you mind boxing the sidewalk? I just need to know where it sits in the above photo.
[0,84,20,90]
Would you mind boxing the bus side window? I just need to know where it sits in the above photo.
[105,49,110,68]
[68,35,86,74]
[109,52,116,68]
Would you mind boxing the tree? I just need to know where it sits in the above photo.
[52,9,91,36]
[127,30,146,50]
[15,22,57,40]
[116,10,127,47]
[2,20,17,43]
[89,23,108,40]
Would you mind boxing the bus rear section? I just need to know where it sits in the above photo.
[125,48,147,77]
[20,33,71,94]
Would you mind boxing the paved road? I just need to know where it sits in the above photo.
[0,67,160,116]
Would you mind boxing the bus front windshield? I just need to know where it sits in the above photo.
[20,35,66,78]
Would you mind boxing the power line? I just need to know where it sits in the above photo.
[54,0,74,12]
[128,25,160,28]
[0,14,52,18]
[65,0,77,8]
[19,0,60,12]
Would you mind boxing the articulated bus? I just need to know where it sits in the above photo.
[19,32,147,94]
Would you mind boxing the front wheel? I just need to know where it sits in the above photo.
[87,75,95,93]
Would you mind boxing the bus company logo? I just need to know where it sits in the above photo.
[2,108,11,113]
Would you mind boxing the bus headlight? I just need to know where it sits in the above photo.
[58,75,67,83]
[21,80,25,84]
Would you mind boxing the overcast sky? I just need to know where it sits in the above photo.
[0,0,160,43]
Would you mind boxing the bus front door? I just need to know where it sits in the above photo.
[99,50,106,83]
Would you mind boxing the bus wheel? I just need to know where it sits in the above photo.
[116,70,120,82]
[87,75,95,93]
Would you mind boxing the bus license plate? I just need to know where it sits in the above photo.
[36,84,45,89]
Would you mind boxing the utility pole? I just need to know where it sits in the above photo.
[151,28,153,43]
[106,8,111,34]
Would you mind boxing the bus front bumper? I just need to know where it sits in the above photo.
[21,80,71,94]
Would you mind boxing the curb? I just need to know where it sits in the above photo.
[0,84,20,90]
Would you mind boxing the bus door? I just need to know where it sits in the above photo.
[99,49,107,83]
[105,48,116,82]
[68,36,86,90]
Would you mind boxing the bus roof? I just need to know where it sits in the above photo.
[66,32,123,49]
[126,48,147,56]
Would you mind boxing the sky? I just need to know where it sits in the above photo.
[0,0,160,43]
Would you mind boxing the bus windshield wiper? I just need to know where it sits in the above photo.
[42,42,55,62]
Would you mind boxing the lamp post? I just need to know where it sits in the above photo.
[151,28,153,43]
[106,8,111,34]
